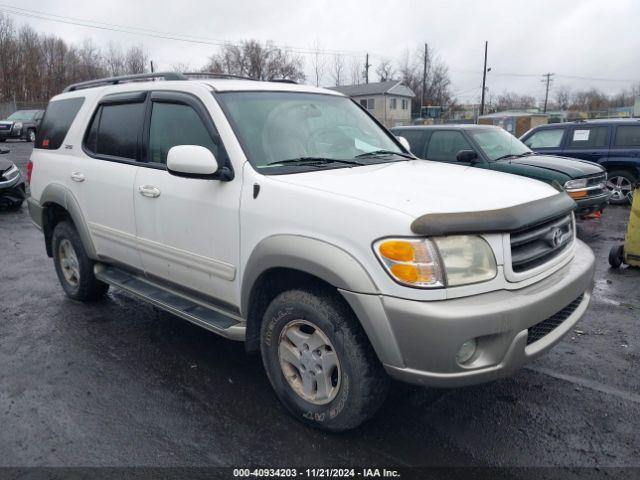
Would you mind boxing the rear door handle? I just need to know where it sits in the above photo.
[138,185,161,198]
[70,172,85,182]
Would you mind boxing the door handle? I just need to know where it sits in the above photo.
[70,171,85,182]
[138,185,161,198]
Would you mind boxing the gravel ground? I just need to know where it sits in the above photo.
[1,141,638,470]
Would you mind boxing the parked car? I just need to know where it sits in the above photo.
[0,109,45,142]
[0,148,26,210]
[520,119,640,205]
[390,124,610,217]
[27,73,594,431]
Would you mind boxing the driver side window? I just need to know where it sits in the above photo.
[426,131,472,162]
[148,102,218,165]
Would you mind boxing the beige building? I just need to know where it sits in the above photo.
[329,80,416,128]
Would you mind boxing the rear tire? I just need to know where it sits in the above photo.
[52,221,109,301]
[606,170,636,205]
[608,244,624,268]
[260,287,389,432]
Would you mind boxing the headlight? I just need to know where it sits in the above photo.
[564,178,587,190]
[374,235,497,288]
[13,122,23,130]
[1,164,19,181]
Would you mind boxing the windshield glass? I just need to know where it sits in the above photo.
[7,110,37,121]
[216,91,404,172]
[470,128,531,161]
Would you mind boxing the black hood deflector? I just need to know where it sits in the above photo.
[411,193,576,236]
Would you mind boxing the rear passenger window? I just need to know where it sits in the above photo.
[426,131,472,162]
[84,102,145,159]
[614,126,640,147]
[148,102,218,165]
[35,97,85,150]
[523,128,564,148]
[568,126,609,148]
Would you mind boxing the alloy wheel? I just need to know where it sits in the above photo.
[606,176,633,202]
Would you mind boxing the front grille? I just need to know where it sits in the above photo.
[510,214,573,273]
[526,294,584,345]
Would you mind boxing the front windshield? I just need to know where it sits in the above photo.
[7,110,37,121]
[216,91,404,172]
[470,128,531,161]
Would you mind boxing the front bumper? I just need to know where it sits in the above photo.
[574,191,611,216]
[341,239,595,388]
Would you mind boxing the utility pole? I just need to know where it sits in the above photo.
[480,41,488,116]
[542,72,554,113]
[150,60,154,73]
[364,53,370,84]
[422,43,428,115]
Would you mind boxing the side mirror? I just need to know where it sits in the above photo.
[396,136,411,152]
[456,149,478,163]
[167,145,218,178]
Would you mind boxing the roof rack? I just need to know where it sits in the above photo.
[63,72,188,92]
[62,71,298,93]
[182,72,255,81]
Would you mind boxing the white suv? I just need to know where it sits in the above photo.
[27,73,595,431]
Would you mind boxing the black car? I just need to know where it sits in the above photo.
[391,124,610,217]
[0,109,45,143]
[520,119,640,205]
[0,149,26,210]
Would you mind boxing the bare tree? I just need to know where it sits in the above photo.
[495,91,537,111]
[124,45,148,74]
[330,53,345,86]
[104,42,125,76]
[310,41,327,87]
[348,56,363,85]
[554,85,572,110]
[375,58,395,82]
[204,40,304,82]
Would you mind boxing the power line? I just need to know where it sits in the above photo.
[0,4,376,58]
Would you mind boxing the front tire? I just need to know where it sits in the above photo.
[260,288,389,431]
[27,129,36,143]
[52,221,109,301]
[608,244,624,268]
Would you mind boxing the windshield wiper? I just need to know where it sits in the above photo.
[355,149,414,159]
[494,152,533,161]
[265,157,365,167]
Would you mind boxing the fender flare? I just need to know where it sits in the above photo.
[240,234,378,316]
[39,183,98,259]
[600,159,640,177]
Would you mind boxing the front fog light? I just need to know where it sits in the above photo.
[456,339,477,364]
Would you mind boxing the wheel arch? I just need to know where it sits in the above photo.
[241,235,380,353]
[39,183,97,259]
[600,159,640,178]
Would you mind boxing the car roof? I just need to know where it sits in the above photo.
[390,124,499,131]
[533,118,640,129]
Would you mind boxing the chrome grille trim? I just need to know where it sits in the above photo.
[510,213,574,273]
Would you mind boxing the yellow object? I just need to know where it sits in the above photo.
[623,186,640,267]
[379,240,415,262]
[568,190,588,200]
[390,264,419,283]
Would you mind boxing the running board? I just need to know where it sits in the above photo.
[94,264,245,341]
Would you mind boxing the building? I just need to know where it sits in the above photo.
[478,111,549,137]
[329,80,415,128]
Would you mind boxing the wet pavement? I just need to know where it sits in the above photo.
[1,141,639,468]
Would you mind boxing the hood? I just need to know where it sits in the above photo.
[497,154,604,178]
[270,159,558,218]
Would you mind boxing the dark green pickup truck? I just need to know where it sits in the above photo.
[391,124,610,217]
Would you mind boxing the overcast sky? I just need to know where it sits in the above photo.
[2,0,638,105]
